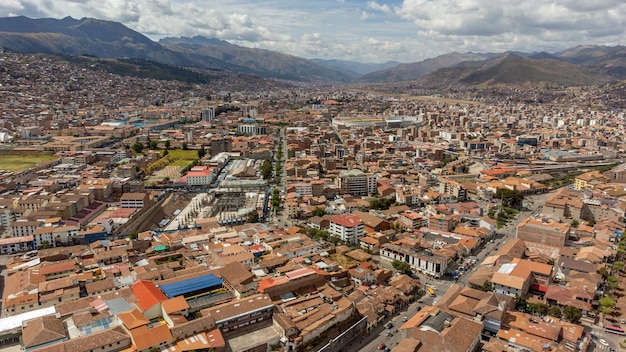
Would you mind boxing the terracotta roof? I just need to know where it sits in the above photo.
[117,309,150,330]
[162,295,190,315]
[330,213,363,228]
[22,314,67,349]
[129,322,173,351]
[132,280,167,311]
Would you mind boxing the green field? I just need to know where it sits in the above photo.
[165,149,199,160]
[0,153,58,172]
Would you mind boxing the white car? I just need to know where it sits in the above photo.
[599,339,609,346]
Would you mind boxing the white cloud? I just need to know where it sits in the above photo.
[0,0,625,63]
[367,1,392,15]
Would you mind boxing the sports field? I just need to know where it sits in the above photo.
[0,152,58,172]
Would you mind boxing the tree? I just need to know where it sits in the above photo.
[613,261,624,272]
[198,145,206,159]
[247,211,259,223]
[600,296,616,316]
[607,275,619,290]
[148,140,159,150]
[260,160,273,180]
[514,295,527,311]
[131,142,144,154]
[481,280,493,292]
[392,260,412,274]
[129,229,139,240]
[370,198,392,210]
[563,306,582,324]
[495,188,524,209]
[181,142,188,150]
[164,140,170,150]
[548,306,562,318]
[571,219,580,228]
[162,149,169,157]
[598,267,610,279]
[312,207,326,217]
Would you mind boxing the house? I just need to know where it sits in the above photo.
[22,314,68,351]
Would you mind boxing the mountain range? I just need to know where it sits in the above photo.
[0,16,625,86]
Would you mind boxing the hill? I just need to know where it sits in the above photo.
[0,16,352,82]
[357,52,492,82]
[420,53,612,87]
[159,36,353,82]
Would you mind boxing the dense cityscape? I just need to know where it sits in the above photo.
[0,43,626,352]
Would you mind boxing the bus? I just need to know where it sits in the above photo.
[605,325,625,335]
[427,287,436,296]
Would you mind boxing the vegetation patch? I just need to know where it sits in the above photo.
[0,152,58,172]
[329,253,360,269]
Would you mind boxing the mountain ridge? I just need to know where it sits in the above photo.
[0,16,625,85]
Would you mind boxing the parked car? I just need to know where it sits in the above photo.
[599,339,609,346]
[402,316,408,322]
[378,343,387,350]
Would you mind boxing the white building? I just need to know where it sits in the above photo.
[186,166,212,186]
[380,243,448,278]
[329,214,364,245]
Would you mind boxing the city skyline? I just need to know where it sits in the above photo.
[1,0,625,63]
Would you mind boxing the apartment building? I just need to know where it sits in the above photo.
[329,213,365,245]
[337,169,377,196]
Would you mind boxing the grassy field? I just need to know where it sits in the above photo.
[166,149,198,160]
[0,153,58,172]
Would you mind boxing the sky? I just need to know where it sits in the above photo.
[1,0,626,63]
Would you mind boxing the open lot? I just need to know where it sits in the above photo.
[0,152,57,172]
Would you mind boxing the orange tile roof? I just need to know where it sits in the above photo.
[132,280,168,311]
[118,309,150,330]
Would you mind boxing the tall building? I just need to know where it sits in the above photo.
[201,107,216,122]
[210,137,232,155]
[337,169,377,196]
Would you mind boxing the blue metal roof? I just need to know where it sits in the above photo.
[159,273,223,298]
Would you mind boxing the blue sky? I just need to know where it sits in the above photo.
[1,0,625,63]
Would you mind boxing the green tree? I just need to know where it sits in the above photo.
[181,142,188,150]
[370,198,392,210]
[131,141,144,154]
[247,211,259,223]
[495,188,524,209]
[481,280,493,292]
[563,306,582,324]
[129,229,139,240]
[260,160,273,180]
[607,275,619,290]
[571,219,580,228]
[598,267,610,279]
[164,140,170,150]
[548,306,562,318]
[198,145,206,159]
[392,260,412,274]
[600,296,616,316]
[613,261,624,272]
[162,149,169,157]
[514,295,527,311]
[148,140,159,150]
[312,207,326,217]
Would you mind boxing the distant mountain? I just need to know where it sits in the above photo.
[0,16,625,84]
[0,16,244,72]
[309,58,400,77]
[357,52,492,82]
[0,16,352,82]
[159,36,353,82]
[420,52,612,86]
[556,45,626,79]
